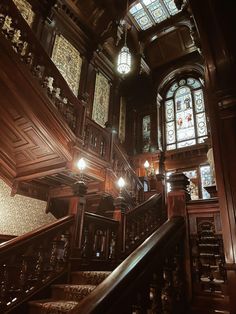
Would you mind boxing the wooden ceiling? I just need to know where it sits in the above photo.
[61,0,198,71]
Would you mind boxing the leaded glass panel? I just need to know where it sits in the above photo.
[164,77,207,150]
[129,0,181,30]
[51,35,82,96]
[129,4,153,30]
[166,121,175,144]
[194,90,205,112]
[196,113,207,137]
[166,82,178,98]
[187,77,201,89]
[143,115,151,152]
[167,144,176,150]
[177,139,196,148]
[165,100,174,121]
[198,137,207,144]
[163,0,179,15]
[92,72,110,128]
[143,0,168,24]
[200,165,213,199]
[175,86,195,141]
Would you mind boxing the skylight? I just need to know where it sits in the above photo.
[129,0,180,31]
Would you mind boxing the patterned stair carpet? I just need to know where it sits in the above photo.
[29,271,111,314]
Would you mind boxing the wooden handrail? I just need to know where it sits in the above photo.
[0,215,75,313]
[74,216,185,314]
[127,193,161,216]
[85,212,119,225]
[0,215,74,255]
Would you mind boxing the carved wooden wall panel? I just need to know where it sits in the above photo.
[146,27,196,68]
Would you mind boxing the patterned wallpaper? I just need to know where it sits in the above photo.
[92,72,110,128]
[13,0,35,27]
[51,34,82,96]
[0,179,56,236]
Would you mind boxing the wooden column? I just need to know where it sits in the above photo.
[113,196,128,254]
[189,1,236,312]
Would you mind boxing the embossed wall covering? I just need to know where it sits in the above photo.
[13,0,35,27]
[92,72,110,128]
[119,97,126,143]
[0,179,56,236]
[51,34,82,96]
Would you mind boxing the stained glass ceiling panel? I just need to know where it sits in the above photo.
[129,0,180,30]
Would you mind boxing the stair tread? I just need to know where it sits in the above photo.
[29,298,79,312]
[71,270,111,285]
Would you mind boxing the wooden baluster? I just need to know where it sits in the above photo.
[19,256,28,293]
[81,228,89,258]
[0,264,8,309]
[108,231,116,260]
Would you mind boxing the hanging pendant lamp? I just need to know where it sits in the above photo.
[117,0,131,75]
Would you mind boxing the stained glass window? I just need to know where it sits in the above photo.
[92,72,110,128]
[164,77,208,151]
[51,35,82,96]
[129,0,180,30]
[143,115,151,152]
[200,165,213,199]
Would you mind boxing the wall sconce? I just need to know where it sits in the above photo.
[117,177,125,196]
[77,157,86,182]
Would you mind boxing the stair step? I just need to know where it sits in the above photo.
[51,284,96,301]
[71,270,111,285]
[29,299,78,314]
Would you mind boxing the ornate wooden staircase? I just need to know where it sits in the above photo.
[29,271,111,313]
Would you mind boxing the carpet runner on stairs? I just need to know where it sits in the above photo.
[29,271,111,313]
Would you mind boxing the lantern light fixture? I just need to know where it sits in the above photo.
[117,0,131,75]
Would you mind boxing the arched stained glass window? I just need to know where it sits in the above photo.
[165,77,207,150]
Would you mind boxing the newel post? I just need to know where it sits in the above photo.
[113,195,128,254]
[167,172,192,304]
[72,181,87,249]
[167,172,190,219]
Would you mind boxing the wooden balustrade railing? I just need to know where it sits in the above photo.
[73,216,186,314]
[0,0,84,136]
[83,118,111,162]
[124,193,165,254]
[80,212,119,262]
[113,143,143,201]
[0,215,74,313]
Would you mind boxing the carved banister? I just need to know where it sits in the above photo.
[0,215,74,313]
[73,217,186,314]
[79,212,119,261]
[124,193,165,253]
[0,0,85,137]
[83,118,112,162]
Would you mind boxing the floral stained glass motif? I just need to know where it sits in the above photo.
[129,0,180,30]
[164,77,207,150]
[51,35,82,96]
[92,72,110,128]
[143,115,151,152]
